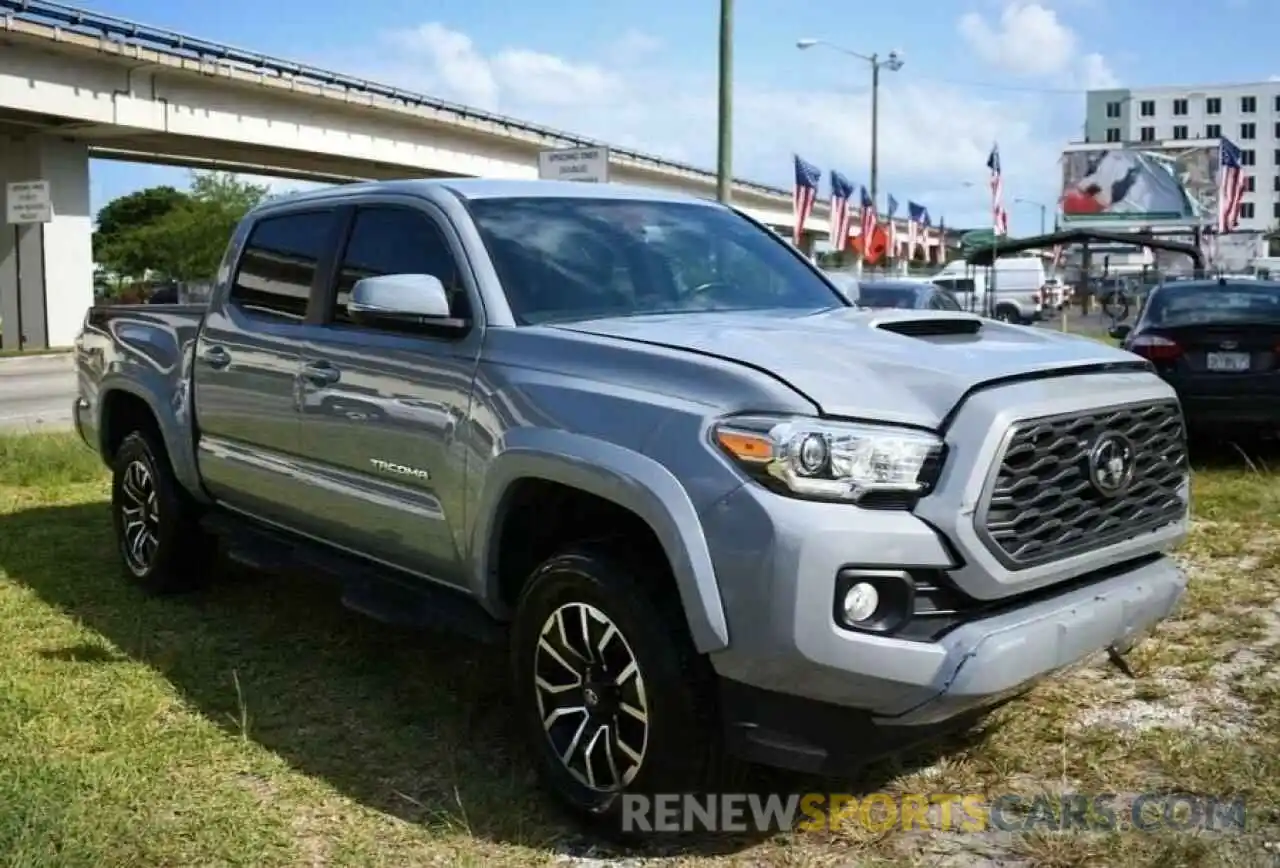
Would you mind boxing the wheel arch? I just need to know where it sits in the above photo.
[469,430,730,653]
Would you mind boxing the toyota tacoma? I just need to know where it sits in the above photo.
[73,179,1190,825]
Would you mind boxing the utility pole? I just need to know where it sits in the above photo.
[869,58,879,209]
[716,0,733,204]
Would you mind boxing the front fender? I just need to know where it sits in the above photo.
[470,427,730,653]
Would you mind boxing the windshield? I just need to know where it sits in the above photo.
[857,284,921,309]
[468,197,846,324]
[1142,282,1280,327]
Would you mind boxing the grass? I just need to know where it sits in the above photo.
[0,432,1277,867]
[0,347,73,359]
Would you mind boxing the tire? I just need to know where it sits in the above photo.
[110,429,214,595]
[994,306,1020,324]
[510,545,720,832]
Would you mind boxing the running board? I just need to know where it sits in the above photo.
[200,511,508,645]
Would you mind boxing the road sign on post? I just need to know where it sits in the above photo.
[537,147,610,183]
[6,180,52,224]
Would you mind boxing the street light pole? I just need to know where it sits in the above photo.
[1014,198,1048,234]
[795,39,902,212]
[869,58,879,208]
[716,0,733,204]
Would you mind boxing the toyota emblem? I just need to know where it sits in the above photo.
[1088,433,1135,497]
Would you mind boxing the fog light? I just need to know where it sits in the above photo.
[842,582,880,623]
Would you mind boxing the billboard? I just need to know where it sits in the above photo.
[1059,144,1220,228]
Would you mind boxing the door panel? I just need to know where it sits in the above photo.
[194,209,335,528]
[291,204,482,585]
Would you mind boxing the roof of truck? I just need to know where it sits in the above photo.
[269,178,714,207]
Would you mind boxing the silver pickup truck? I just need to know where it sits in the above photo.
[73,179,1190,827]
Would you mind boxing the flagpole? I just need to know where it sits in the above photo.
[989,191,999,319]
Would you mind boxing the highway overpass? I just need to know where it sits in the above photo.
[0,0,941,349]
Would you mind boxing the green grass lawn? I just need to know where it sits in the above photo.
[0,432,1276,867]
[0,347,73,359]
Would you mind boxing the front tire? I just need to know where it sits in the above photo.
[110,430,214,594]
[510,546,720,830]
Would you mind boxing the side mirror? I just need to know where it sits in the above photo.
[346,273,468,334]
[1108,323,1131,341]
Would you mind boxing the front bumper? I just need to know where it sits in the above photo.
[699,371,1189,775]
[717,554,1186,776]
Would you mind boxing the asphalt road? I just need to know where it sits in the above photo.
[0,353,76,433]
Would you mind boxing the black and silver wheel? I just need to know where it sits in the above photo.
[111,429,214,594]
[512,546,719,828]
[994,306,1020,324]
[534,601,651,793]
[118,458,161,577]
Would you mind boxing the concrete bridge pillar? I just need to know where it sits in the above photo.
[0,135,93,350]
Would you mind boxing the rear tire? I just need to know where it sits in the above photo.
[110,430,215,595]
[994,305,1021,324]
[510,545,721,833]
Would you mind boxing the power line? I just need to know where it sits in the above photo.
[897,72,1091,96]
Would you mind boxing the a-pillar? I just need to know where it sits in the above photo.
[0,136,93,350]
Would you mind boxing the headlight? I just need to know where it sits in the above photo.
[712,415,945,505]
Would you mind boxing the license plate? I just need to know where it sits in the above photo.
[1206,351,1250,372]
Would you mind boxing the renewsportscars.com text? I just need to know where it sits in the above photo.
[620,792,1248,834]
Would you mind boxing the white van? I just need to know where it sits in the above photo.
[930,256,1047,324]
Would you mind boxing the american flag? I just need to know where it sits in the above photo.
[907,201,928,260]
[859,186,877,261]
[1217,138,1246,234]
[829,170,855,250]
[793,154,822,246]
[987,144,1009,236]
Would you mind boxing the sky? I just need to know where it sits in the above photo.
[81,0,1280,234]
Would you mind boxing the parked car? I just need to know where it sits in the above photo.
[1110,277,1280,436]
[821,269,858,303]
[932,257,1046,323]
[855,278,963,311]
[74,179,1190,829]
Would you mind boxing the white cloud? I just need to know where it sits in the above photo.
[1077,52,1119,90]
[392,24,618,111]
[393,24,499,109]
[958,2,1076,78]
[366,22,1079,228]
[958,1,1118,93]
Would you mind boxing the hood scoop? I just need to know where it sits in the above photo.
[873,313,985,338]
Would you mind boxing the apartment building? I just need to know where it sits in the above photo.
[1084,82,1280,234]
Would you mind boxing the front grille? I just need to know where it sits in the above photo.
[976,401,1186,569]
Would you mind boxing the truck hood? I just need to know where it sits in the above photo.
[555,308,1146,430]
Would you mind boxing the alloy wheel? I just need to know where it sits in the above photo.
[119,459,161,576]
[533,602,650,792]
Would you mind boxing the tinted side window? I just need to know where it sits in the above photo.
[230,211,332,321]
[930,291,961,310]
[333,207,468,326]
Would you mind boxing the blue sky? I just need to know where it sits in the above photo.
[82,0,1280,233]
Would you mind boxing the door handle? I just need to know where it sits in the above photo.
[301,360,341,387]
[200,345,231,370]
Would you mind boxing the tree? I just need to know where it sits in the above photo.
[106,172,271,282]
[93,185,189,278]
